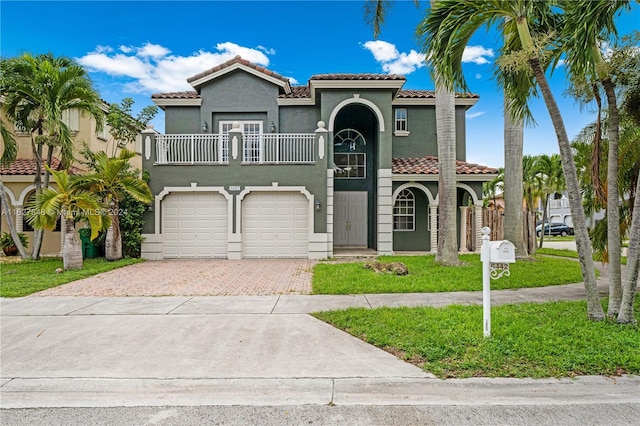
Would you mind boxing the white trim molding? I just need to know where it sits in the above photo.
[328,95,386,132]
[188,62,292,94]
[153,185,232,235]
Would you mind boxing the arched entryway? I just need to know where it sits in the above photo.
[331,103,379,249]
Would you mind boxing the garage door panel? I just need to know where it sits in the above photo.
[243,192,309,258]
[162,193,228,258]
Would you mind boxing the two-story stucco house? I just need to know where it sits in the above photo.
[140,56,498,260]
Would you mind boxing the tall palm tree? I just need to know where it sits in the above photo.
[365,0,460,264]
[76,149,152,261]
[560,0,632,318]
[534,153,565,248]
[420,0,605,320]
[0,53,104,259]
[26,168,107,270]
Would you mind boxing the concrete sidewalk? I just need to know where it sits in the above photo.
[2,283,639,409]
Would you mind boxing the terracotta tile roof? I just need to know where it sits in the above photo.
[151,91,200,100]
[309,73,406,81]
[0,158,83,176]
[279,87,479,100]
[282,86,311,98]
[396,90,479,99]
[392,156,498,175]
[186,56,290,85]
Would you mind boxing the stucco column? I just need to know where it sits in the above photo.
[459,206,469,253]
[475,205,483,252]
[15,206,23,233]
[377,169,393,255]
[429,205,438,252]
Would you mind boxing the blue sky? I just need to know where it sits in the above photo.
[2,0,638,168]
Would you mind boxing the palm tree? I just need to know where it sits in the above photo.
[365,0,459,264]
[26,168,107,270]
[482,167,503,209]
[76,149,152,261]
[534,154,565,248]
[560,0,632,318]
[0,53,104,259]
[420,0,605,320]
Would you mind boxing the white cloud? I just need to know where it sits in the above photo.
[475,73,482,79]
[77,42,275,93]
[466,111,486,119]
[555,58,566,68]
[257,45,276,55]
[462,45,494,65]
[363,40,426,75]
[137,42,171,59]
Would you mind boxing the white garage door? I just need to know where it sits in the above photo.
[243,192,309,258]
[163,193,228,258]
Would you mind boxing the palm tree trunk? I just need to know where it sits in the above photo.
[617,172,640,324]
[105,201,122,261]
[528,57,604,321]
[31,144,55,260]
[0,180,29,259]
[62,209,82,270]
[602,78,622,317]
[435,86,459,265]
[503,105,528,257]
[539,194,550,249]
[30,134,44,260]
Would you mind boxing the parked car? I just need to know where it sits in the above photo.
[536,223,574,237]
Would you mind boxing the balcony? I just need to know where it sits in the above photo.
[155,133,316,165]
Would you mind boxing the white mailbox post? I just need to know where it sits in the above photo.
[480,227,516,337]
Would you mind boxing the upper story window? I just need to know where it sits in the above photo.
[62,108,79,132]
[394,108,409,136]
[393,189,415,231]
[96,118,108,140]
[333,128,366,179]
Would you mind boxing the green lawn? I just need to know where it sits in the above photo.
[0,257,144,297]
[313,299,640,378]
[537,248,628,265]
[313,254,586,294]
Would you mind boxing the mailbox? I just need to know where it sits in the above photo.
[489,240,516,264]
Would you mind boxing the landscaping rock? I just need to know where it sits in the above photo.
[363,261,409,275]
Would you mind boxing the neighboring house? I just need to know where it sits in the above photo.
[0,100,143,255]
[140,56,498,260]
[538,191,605,229]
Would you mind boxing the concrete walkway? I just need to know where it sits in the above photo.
[2,280,639,409]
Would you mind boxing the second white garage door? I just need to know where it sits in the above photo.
[163,192,228,258]
[242,192,309,258]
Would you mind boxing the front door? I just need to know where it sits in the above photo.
[334,191,367,247]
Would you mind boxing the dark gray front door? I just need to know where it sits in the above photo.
[334,191,367,247]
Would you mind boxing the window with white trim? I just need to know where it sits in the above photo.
[96,118,108,140]
[394,108,408,135]
[62,109,79,132]
[393,189,415,231]
[220,121,263,163]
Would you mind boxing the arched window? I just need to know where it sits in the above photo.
[333,128,366,179]
[393,189,415,231]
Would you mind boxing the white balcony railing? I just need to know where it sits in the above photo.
[156,134,229,164]
[155,133,316,165]
[243,134,315,164]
